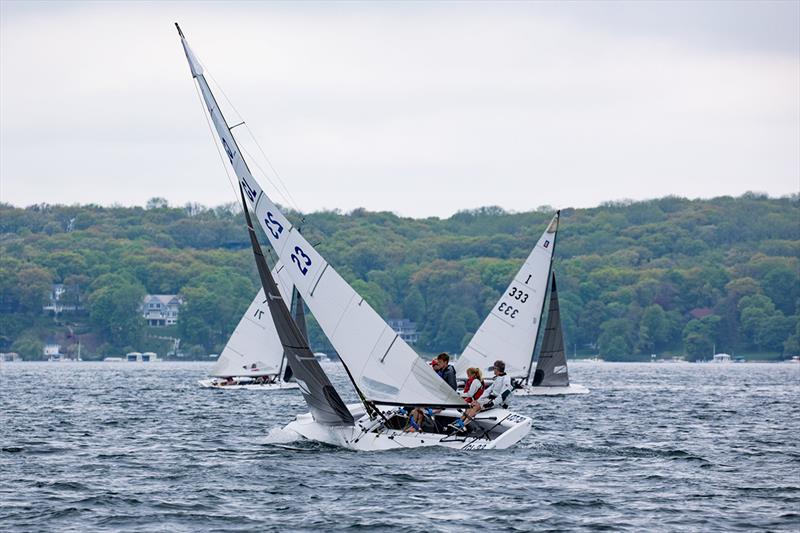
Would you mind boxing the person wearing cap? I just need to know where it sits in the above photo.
[449,360,512,432]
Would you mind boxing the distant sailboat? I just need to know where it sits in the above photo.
[198,279,301,390]
[455,213,588,395]
[518,273,588,395]
[177,23,532,449]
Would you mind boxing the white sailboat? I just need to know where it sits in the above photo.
[455,213,588,395]
[176,24,531,450]
[197,277,301,391]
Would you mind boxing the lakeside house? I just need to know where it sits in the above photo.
[388,318,419,345]
[43,283,83,314]
[142,295,182,327]
[0,352,22,362]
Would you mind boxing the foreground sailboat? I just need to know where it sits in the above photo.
[455,213,588,395]
[177,24,531,450]
[197,282,302,391]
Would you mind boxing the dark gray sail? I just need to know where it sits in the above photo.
[239,187,353,426]
[282,288,307,383]
[532,273,570,387]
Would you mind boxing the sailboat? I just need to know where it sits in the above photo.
[176,24,532,450]
[517,273,589,395]
[197,280,302,390]
[455,213,588,395]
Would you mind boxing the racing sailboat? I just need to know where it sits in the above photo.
[455,213,587,395]
[176,23,531,449]
[197,280,302,390]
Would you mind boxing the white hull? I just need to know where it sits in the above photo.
[514,383,589,396]
[283,403,531,451]
[198,378,299,390]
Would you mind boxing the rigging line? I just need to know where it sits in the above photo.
[203,67,303,213]
[191,53,296,212]
[192,81,242,210]
[237,142,298,211]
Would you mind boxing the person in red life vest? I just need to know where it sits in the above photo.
[460,367,485,404]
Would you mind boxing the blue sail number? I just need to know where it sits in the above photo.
[264,212,283,239]
[291,246,312,275]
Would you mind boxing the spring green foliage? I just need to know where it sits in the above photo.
[0,193,797,361]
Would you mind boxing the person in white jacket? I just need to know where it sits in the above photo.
[450,360,512,432]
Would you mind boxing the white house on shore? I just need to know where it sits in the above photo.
[387,319,419,345]
[142,295,182,327]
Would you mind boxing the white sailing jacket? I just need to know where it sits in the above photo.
[480,373,513,407]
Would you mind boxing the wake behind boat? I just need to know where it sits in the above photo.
[176,24,532,450]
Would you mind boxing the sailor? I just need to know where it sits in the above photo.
[460,367,485,403]
[450,360,512,432]
[431,352,457,390]
[405,353,457,432]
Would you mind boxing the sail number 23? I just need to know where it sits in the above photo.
[291,246,312,275]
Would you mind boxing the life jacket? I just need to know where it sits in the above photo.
[463,377,485,402]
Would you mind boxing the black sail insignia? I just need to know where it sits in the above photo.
[238,187,353,426]
[532,273,570,387]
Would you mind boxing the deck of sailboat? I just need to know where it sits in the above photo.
[284,403,531,451]
[198,378,300,390]
[514,383,590,396]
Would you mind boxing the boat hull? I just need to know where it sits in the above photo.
[198,379,299,390]
[283,403,531,451]
[514,383,589,396]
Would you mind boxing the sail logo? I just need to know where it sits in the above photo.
[295,379,311,395]
[221,138,236,164]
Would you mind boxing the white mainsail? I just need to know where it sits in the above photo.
[210,265,294,377]
[455,213,559,380]
[178,27,462,407]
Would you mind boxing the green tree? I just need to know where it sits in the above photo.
[637,304,669,354]
[87,274,146,349]
[682,316,720,361]
[598,318,634,360]
[11,335,43,361]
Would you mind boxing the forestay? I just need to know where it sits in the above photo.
[532,274,570,387]
[177,26,462,407]
[210,265,294,378]
[455,212,559,380]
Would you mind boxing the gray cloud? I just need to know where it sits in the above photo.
[1,1,798,217]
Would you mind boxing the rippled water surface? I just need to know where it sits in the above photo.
[1,361,798,532]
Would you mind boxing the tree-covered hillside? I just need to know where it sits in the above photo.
[1,193,797,361]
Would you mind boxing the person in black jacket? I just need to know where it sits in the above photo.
[431,352,457,390]
[405,353,457,432]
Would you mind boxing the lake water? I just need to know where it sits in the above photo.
[1,361,798,532]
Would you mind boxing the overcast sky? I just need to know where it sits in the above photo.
[1,1,798,217]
